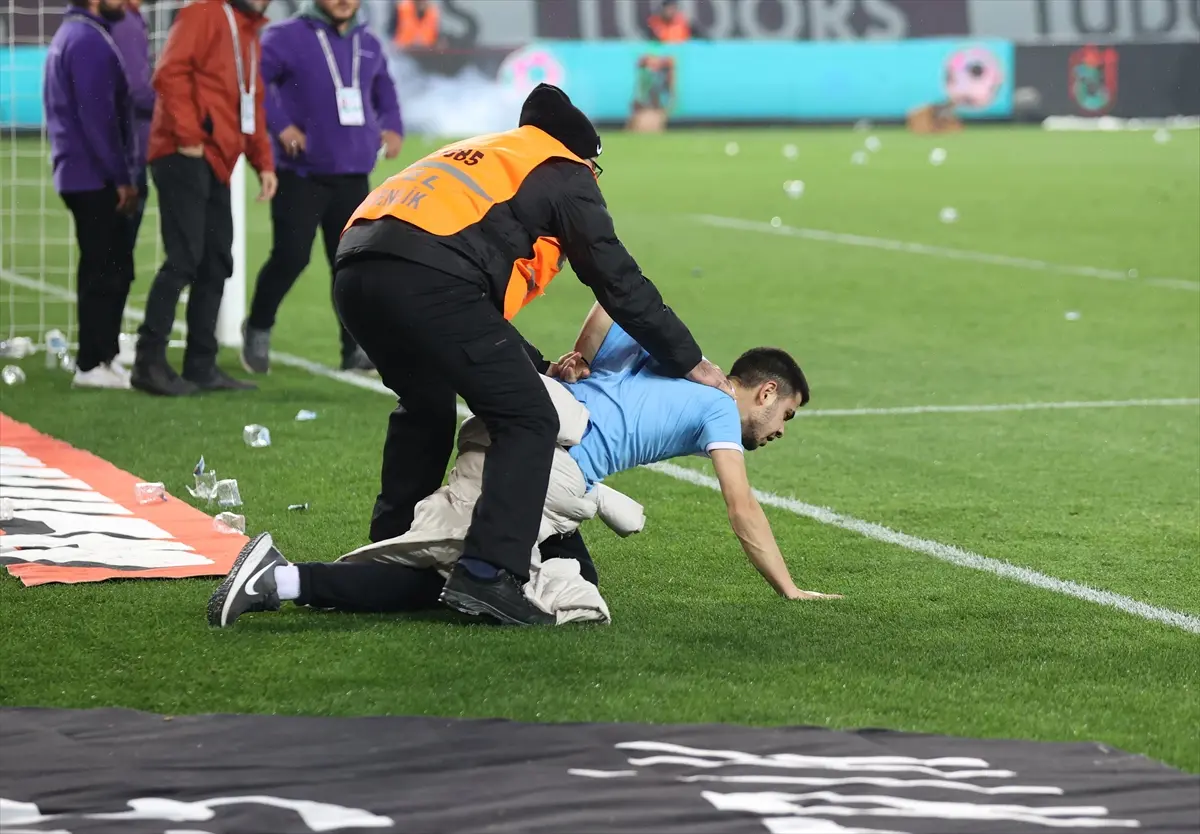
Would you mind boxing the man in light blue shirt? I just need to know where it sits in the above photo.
[209,304,841,628]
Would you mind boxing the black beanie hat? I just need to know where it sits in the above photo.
[518,84,602,160]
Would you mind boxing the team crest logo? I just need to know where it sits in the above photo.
[1069,45,1118,114]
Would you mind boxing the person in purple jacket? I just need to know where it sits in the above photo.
[242,0,404,374]
[43,0,139,390]
[108,0,155,252]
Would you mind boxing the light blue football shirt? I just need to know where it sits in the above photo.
[564,323,743,485]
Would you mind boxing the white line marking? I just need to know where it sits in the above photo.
[4,268,1197,633]
[797,398,1200,417]
[692,215,1200,292]
[647,461,1200,635]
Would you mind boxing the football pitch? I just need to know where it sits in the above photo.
[1,126,1198,773]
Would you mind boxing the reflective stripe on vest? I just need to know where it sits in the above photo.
[504,236,563,320]
[395,0,438,47]
[344,125,587,238]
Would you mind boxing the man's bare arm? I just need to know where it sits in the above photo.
[709,450,842,600]
[573,302,615,365]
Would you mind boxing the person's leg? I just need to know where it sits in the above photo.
[321,175,372,369]
[181,167,253,390]
[345,260,558,580]
[242,171,325,373]
[292,562,445,612]
[332,260,458,543]
[61,187,120,376]
[134,155,210,395]
[539,531,599,586]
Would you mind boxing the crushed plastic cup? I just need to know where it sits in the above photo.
[770,216,782,228]
[783,180,805,199]
[213,512,245,534]
[44,329,68,369]
[782,143,798,160]
[939,207,959,224]
[213,479,242,508]
[851,151,868,165]
[243,424,271,448]
[134,482,167,505]
[0,337,34,359]
[0,497,13,521]
[58,352,75,373]
[287,502,310,511]
[295,409,318,422]
[1154,128,1171,144]
[929,147,947,165]
[2,365,26,386]
[724,141,739,156]
[1127,269,1139,279]
[854,119,872,131]
[1065,311,1082,321]
[189,470,218,501]
[865,135,882,152]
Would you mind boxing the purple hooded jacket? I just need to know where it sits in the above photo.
[109,3,155,170]
[260,7,403,177]
[43,7,137,193]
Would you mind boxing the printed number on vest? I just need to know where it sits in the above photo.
[443,149,485,166]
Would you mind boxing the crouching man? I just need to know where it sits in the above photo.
[207,304,841,628]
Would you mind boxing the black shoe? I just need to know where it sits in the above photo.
[131,359,199,397]
[241,322,271,375]
[440,562,555,626]
[184,366,257,391]
[340,347,376,373]
[207,532,289,628]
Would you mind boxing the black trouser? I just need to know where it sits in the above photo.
[121,168,149,255]
[136,155,232,377]
[333,256,561,580]
[61,186,135,373]
[295,534,599,614]
[249,171,370,358]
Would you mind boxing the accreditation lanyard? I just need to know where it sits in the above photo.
[222,3,257,135]
[315,28,365,126]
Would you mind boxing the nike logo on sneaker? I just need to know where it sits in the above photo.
[243,563,275,596]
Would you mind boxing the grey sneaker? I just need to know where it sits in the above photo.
[241,322,271,374]
[207,532,289,628]
[440,562,555,626]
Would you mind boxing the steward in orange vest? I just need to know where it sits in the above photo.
[332,84,723,626]
[648,0,691,43]
[393,0,439,48]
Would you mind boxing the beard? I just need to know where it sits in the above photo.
[98,3,126,21]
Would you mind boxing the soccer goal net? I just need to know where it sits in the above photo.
[0,0,246,361]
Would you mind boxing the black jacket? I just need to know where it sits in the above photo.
[336,159,702,378]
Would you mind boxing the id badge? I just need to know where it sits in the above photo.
[240,93,256,135]
[336,87,365,126]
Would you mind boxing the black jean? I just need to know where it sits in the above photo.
[61,186,135,372]
[296,533,599,614]
[136,155,232,376]
[248,171,370,358]
[333,256,562,580]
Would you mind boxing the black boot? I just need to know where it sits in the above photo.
[132,353,198,397]
[439,562,555,626]
[184,366,257,392]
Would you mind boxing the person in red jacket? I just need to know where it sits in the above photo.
[133,0,278,397]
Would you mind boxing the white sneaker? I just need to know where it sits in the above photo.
[73,364,132,390]
[107,359,132,382]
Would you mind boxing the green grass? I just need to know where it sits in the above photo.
[1,126,1198,771]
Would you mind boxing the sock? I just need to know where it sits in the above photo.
[458,556,501,580]
[274,565,300,600]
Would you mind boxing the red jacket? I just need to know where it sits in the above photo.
[147,0,273,183]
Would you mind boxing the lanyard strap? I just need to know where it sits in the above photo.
[70,15,127,72]
[221,2,256,98]
[315,29,360,91]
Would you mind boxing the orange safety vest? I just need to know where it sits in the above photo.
[648,13,690,43]
[395,0,439,48]
[344,126,588,320]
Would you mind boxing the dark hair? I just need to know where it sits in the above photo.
[68,0,90,6]
[729,348,810,407]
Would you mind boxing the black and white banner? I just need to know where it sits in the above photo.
[2,707,1197,833]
